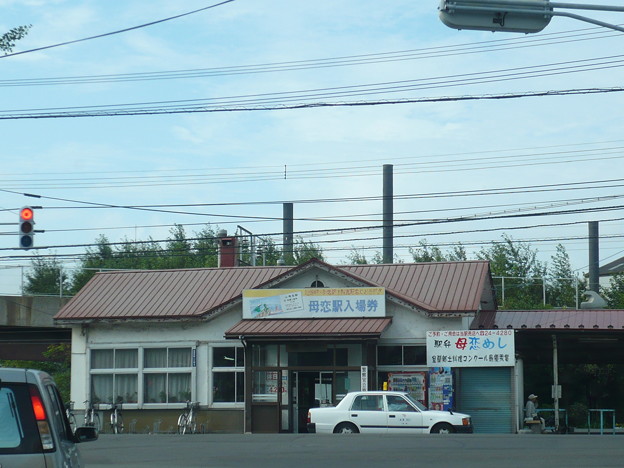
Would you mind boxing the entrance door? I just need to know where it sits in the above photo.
[291,371,333,433]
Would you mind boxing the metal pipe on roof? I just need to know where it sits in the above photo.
[283,203,294,265]
[382,165,393,264]
[588,221,599,293]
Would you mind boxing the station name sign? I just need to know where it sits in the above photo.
[426,330,515,368]
[243,287,386,319]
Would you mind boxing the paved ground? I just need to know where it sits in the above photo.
[80,432,624,468]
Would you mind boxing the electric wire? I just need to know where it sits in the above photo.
[0,25,618,87]
[0,1,235,59]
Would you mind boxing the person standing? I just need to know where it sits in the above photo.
[525,394,545,432]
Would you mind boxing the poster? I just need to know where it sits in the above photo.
[428,367,453,411]
[387,371,427,406]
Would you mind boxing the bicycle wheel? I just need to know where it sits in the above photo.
[93,413,101,432]
[177,414,188,434]
[112,413,124,434]
[188,416,197,434]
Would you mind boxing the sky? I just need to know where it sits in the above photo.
[1,0,624,295]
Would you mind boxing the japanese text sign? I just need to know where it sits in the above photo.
[426,330,515,367]
[243,288,386,319]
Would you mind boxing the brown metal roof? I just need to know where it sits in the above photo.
[55,266,290,321]
[472,309,624,331]
[225,317,392,339]
[342,261,493,312]
[56,259,494,322]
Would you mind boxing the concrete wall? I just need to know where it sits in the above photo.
[0,295,70,327]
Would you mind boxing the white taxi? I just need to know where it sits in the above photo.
[307,391,473,434]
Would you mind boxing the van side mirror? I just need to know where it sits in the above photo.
[74,426,98,442]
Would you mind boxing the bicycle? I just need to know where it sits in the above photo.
[65,401,77,432]
[110,401,124,434]
[83,400,101,431]
[177,401,199,434]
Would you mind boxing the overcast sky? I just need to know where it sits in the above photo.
[1,0,624,294]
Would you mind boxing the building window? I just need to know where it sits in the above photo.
[377,345,426,366]
[90,347,193,406]
[143,348,193,404]
[212,346,244,403]
[90,349,138,404]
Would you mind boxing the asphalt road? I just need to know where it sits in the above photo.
[80,433,624,468]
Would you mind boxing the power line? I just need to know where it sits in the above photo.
[2,204,623,254]
[0,24,617,86]
[0,1,235,59]
[1,87,622,120]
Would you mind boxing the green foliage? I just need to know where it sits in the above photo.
[346,248,369,264]
[1,25,31,54]
[23,256,70,296]
[409,240,466,263]
[547,244,580,308]
[292,236,324,264]
[0,343,71,403]
[604,272,624,308]
[478,234,547,309]
[409,239,446,262]
[344,249,403,265]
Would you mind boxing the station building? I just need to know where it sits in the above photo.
[55,248,530,434]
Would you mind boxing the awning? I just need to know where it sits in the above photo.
[225,317,392,341]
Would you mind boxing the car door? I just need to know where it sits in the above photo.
[385,394,425,434]
[349,394,387,433]
[43,382,82,467]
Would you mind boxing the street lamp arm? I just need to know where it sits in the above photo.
[552,10,624,33]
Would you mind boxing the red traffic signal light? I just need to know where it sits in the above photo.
[19,207,35,249]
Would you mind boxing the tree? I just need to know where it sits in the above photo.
[1,25,31,54]
[345,248,370,264]
[409,239,447,262]
[0,343,71,403]
[292,237,324,264]
[547,244,580,308]
[23,256,70,296]
[408,240,467,263]
[604,272,624,308]
[477,234,547,309]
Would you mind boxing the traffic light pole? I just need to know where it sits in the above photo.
[440,1,624,34]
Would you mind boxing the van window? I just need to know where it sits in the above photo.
[0,388,24,448]
[0,384,41,454]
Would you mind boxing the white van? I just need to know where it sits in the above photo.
[0,367,98,467]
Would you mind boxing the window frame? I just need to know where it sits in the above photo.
[210,344,245,407]
[88,344,196,409]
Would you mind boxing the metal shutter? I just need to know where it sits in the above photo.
[457,367,513,433]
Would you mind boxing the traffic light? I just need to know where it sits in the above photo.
[18,206,35,249]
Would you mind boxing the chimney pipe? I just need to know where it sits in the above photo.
[588,221,599,292]
[283,203,294,265]
[218,230,238,268]
[383,164,393,264]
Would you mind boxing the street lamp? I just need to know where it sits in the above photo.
[439,1,624,34]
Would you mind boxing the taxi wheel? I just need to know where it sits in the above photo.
[334,422,359,434]
[430,422,455,434]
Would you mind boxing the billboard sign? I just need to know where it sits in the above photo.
[427,330,515,367]
[242,288,385,319]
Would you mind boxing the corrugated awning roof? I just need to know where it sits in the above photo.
[472,309,624,331]
[224,317,392,340]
